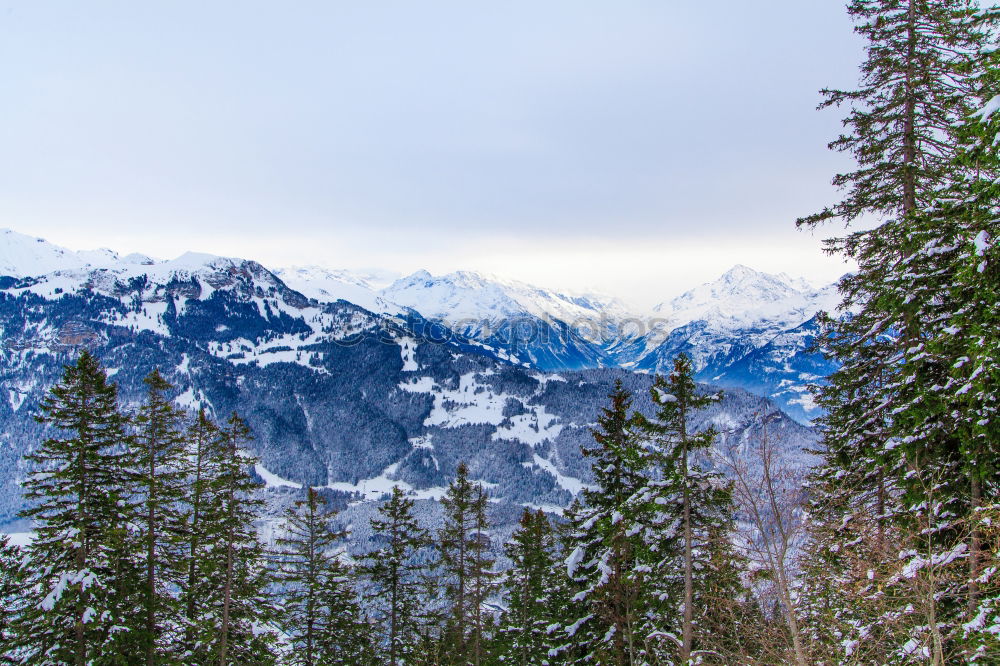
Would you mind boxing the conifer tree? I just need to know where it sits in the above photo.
[131,368,189,663]
[310,562,377,665]
[557,380,663,665]
[797,1,1000,661]
[192,412,278,665]
[15,351,139,664]
[178,407,222,656]
[438,462,497,666]
[409,564,449,666]
[0,535,29,665]
[276,486,372,665]
[879,45,1000,660]
[360,485,429,665]
[497,508,560,665]
[636,355,737,663]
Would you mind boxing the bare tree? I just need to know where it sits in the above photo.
[717,412,808,666]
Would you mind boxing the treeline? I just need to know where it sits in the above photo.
[0,349,806,664]
[0,351,283,664]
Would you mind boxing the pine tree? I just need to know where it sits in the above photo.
[177,407,222,657]
[557,380,663,665]
[797,1,1000,661]
[438,461,497,666]
[15,351,140,664]
[635,355,738,663]
[276,486,372,665]
[360,485,430,665]
[409,563,449,666]
[0,535,29,665]
[497,508,560,665]
[798,0,988,229]
[311,561,377,665]
[130,369,189,663]
[881,45,1000,661]
[191,412,278,665]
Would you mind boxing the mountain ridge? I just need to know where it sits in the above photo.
[0,228,843,422]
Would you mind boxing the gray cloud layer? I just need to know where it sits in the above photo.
[0,1,863,300]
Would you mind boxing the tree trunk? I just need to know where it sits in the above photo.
[902,0,917,216]
[969,473,982,617]
[146,436,158,666]
[681,410,693,663]
[76,401,90,666]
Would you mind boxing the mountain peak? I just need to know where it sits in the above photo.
[0,228,86,277]
[720,264,762,281]
[651,264,836,331]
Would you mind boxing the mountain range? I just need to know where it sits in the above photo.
[276,260,841,423]
[0,229,843,423]
[0,228,832,539]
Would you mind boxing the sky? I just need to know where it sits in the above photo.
[0,1,867,307]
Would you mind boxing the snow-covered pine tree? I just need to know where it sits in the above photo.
[15,351,140,664]
[438,461,497,666]
[797,1,1000,661]
[497,508,560,665]
[177,407,222,656]
[0,534,29,664]
[556,380,662,665]
[942,66,1000,660]
[275,486,372,665]
[360,485,430,665]
[879,41,1000,660]
[130,369,189,663]
[194,412,278,665]
[310,558,376,665]
[635,355,740,664]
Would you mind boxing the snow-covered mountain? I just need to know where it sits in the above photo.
[0,229,816,544]
[632,265,843,422]
[653,264,839,334]
[0,228,154,278]
[381,269,632,331]
[273,266,639,371]
[0,229,843,423]
[273,265,399,313]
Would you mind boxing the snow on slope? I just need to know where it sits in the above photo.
[652,264,841,333]
[274,266,399,313]
[0,229,89,277]
[0,228,156,278]
[381,269,634,337]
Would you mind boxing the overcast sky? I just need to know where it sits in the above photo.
[0,1,866,307]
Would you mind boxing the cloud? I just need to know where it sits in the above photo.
[0,0,865,302]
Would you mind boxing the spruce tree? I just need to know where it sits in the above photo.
[16,351,139,664]
[360,485,429,665]
[131,369,189,663]
[177,407,222,657]
[438,461,497,666]
[192,412,278,665]
[497,508,560,665]
[635,355,738,663]
[557,380,663,665]
[0,535,29,665]
[797,1,1000,661]
[310,561,376,665]
[275,486,372,665]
